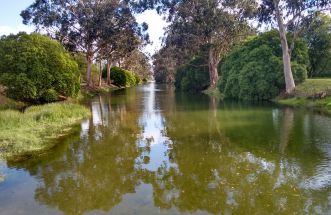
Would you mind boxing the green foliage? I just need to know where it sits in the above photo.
[152,0,254,86]
[122,49,152,80]
[22,0,148,86]
[175,49,210,92]
[0,33,80,103]
[73,53,101,85]
[110,66,139,87]
[219,30,308,100]
[73,53,87,77]
[134,74,142,85]
[301,13,331,77]
[0,103,90,160]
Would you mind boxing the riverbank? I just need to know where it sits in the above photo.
[79,83,120,99]
[0,83,135,161]
[0,103,90,161]
[276,79,331,115]
[0,94,25,110]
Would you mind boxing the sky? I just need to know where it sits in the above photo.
[0,0,167,55]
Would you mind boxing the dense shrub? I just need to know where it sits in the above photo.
[134,74,142,85]
[110,66,139,87]
[219,30,309,100]
[175,49,210,92]
[0,33,80,103]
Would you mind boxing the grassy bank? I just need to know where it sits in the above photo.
[79,83,120,99]
[0,103,90,161]
[276,79,331,115]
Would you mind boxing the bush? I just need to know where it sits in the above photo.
[110,66,139,87]
[0,33,80,103]
[175,48,210,92]
[134,74,142,85]
[219,30,309,100]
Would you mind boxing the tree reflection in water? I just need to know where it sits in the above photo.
[6,83,331,215]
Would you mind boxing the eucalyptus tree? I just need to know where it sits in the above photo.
[147,0,256,89]
[153,25,200,84]
[258,0,331,93]
[21,0,147,87]
[153,45,180,83]
[121,49,152,80]
[97,1,148,85]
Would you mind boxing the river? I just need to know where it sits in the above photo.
[1,83,331,214]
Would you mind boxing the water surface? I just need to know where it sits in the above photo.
[1,83,331,214]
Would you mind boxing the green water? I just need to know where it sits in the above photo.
[1,83,331,214]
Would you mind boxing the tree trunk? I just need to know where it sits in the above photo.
[86,53,93,87]
[208,47,219,89]
[107,58,111,85]
[274,0,296,94]
[98,60,102,87]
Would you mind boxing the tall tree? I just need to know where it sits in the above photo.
[122,49,152,80]
[153,45,182,83]
[258,0,331,93]
[21,0,106,87]
[151,0,256,89]
[97,1,148,84]
[21,0,148,87]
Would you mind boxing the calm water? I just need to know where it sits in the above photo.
[1,83,331,215]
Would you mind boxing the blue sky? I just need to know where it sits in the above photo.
[0,0,166,55]
[0,0,35,34]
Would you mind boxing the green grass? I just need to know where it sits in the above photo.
[290,79,331,98]
[276,79,331,115]
[0,103,90,161]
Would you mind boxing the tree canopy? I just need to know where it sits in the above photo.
[257,0,331,93]
[21,0,149,87]
[152,0,256,88]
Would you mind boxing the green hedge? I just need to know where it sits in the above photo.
[0,33,80,103]
[110,67,140,87]
[219,30,309,100]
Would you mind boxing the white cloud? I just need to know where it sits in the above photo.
[0,24,34,36]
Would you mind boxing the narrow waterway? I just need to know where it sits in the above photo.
[1,83,331,214]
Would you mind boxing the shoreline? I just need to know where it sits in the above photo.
[0,83,141,162]
[275,97,331,116]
